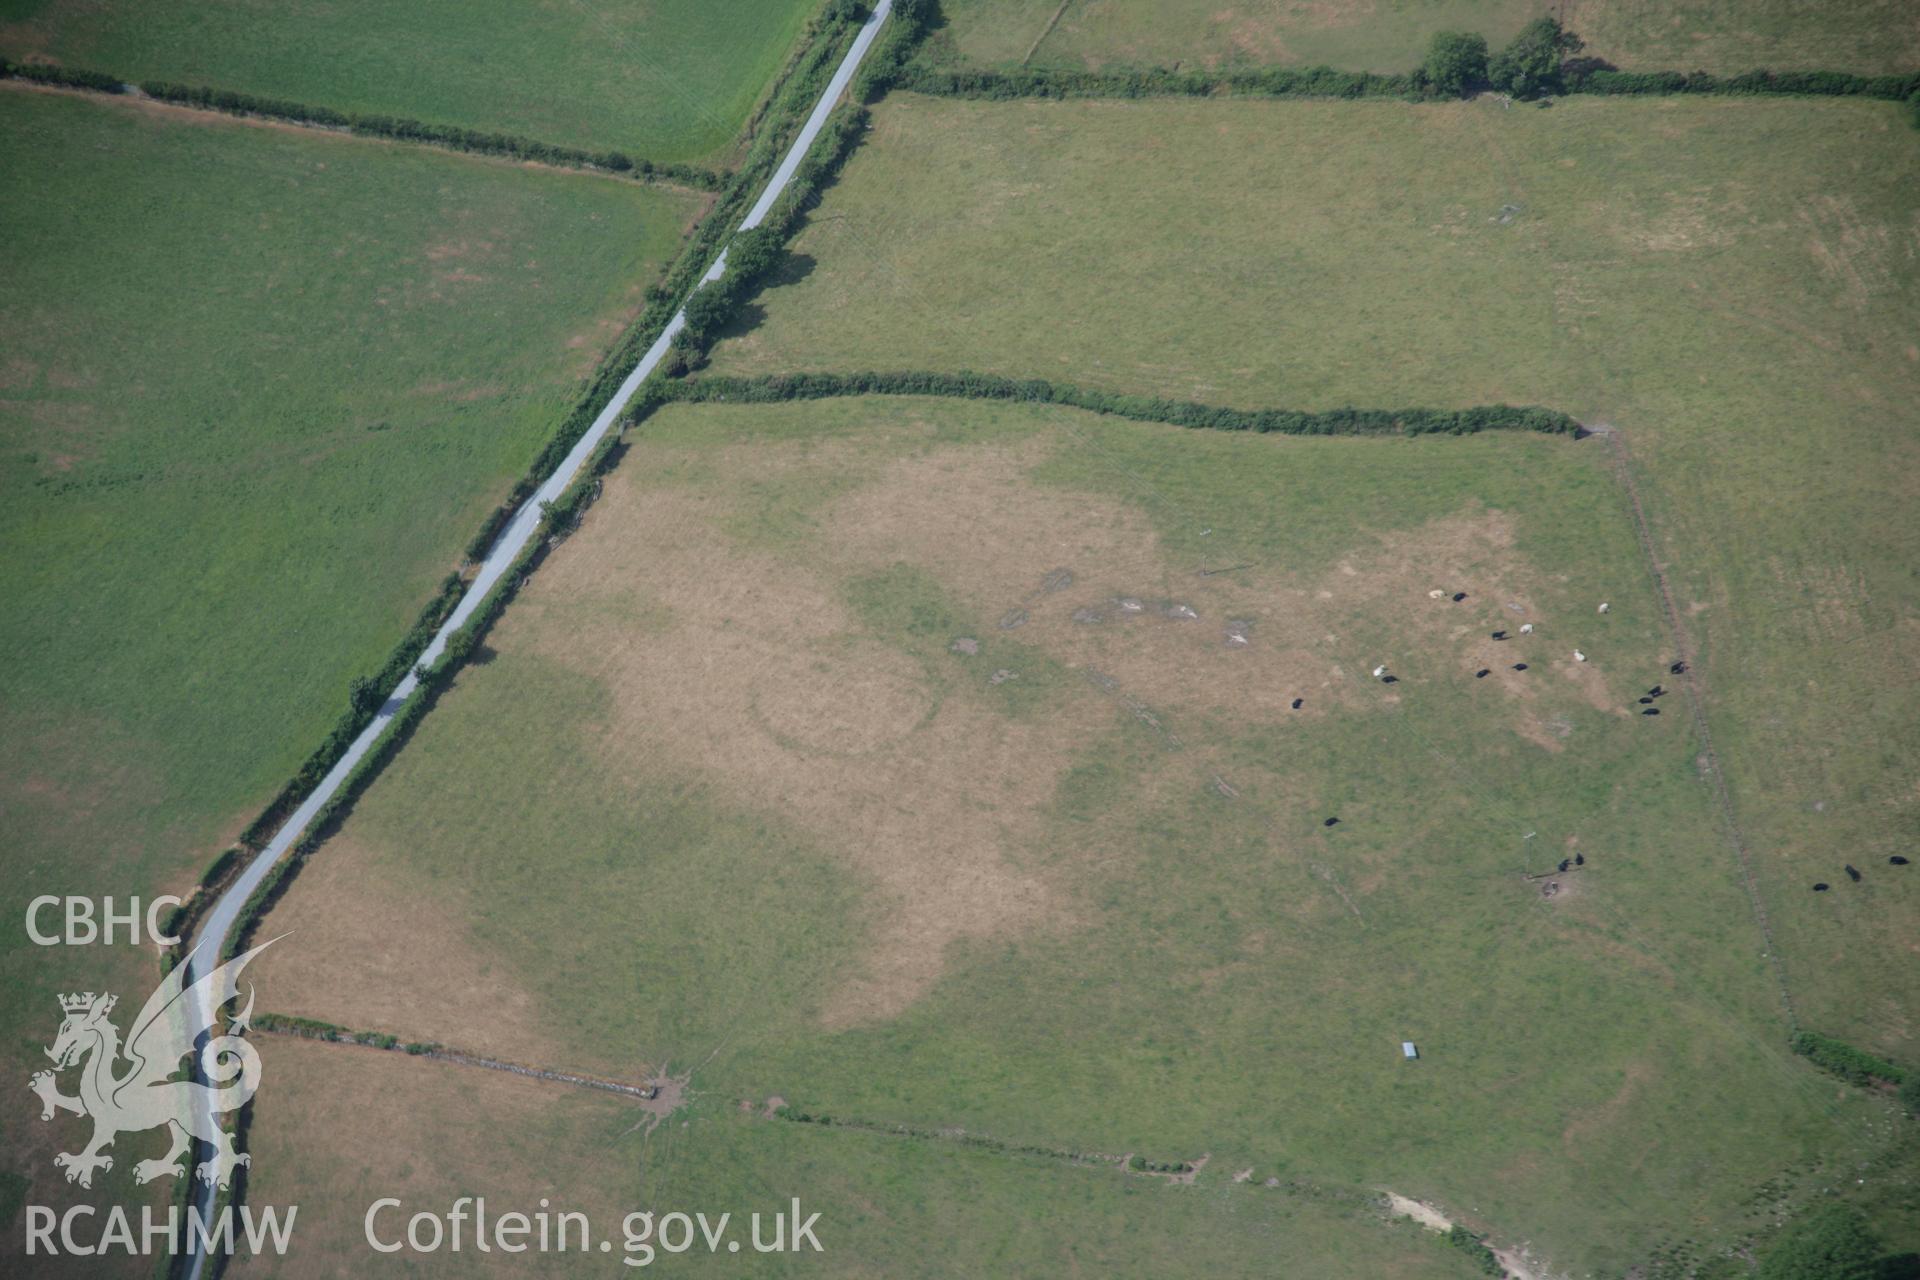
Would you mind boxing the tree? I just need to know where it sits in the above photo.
[1758,1206,1881,1280]
[675,279,735,346]
[1424,31,1488,98]
[1488,17,1583,98]
[725,225,786,284]
[347,675,383,717]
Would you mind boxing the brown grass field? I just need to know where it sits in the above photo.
[703,93,1920,1061]
[247,394,1914,1274]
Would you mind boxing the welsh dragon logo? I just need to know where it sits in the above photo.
[28,939,274,1191]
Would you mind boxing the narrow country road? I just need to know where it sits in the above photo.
[182,4,893,1273]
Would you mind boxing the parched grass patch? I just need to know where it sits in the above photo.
[234,1035,1486,1279]
[0,0,824,164]
[258,394,1902,1275]
[0,87,701,1147]
[705,93,1920,1058]
[929,0,1920,76]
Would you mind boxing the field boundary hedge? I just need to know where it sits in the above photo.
[659,370,1582,437]
[883,62,1920,104]
[0,57,723,189]
[192,7,870,959]
[1789,1030,1908,1088]
[859,2,1920,106]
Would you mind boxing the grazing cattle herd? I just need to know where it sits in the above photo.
[1390,590,1905,897]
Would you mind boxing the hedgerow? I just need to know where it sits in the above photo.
[658,370,1581,438]
[465,12,868,558]
[1565,65,1920,100]
[1789,1030,1909,1089]
[894,51,1919,106]
[1446,1224,1505,1276]
[217,7,876,959]
[235,572,463,850]
[892,62,1419,102]
[864,4,1920,106]
[0,57,124,94]
[135,80,724,189]
[656,107,871,375]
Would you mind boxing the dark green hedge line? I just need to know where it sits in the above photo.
[0,58,729,185]
[253,1012,440,1055]
[1566,65,1920,101]
[0,57,124,93]
[892,63,1417,101]
[888,59,1917,105]
[155,845,246,969]
[136,81,724,189]
[234,572,463,850]
[462,9,866,561]
[217,8,875,960]
[226,512,554,958]
[861,4,1919,105]
[661,370,1581,438]
[1790,1030,1908,1088]
[663,104,870,368]
[1445,1225,1505,1277]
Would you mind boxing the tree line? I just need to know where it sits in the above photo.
[655,370,1582,438]
[0,57,725,187]
[854,6,1920,110]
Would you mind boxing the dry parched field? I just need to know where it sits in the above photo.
[706,93,1920,1061]
[254,395,1907,1276]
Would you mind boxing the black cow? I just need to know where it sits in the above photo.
[1452,592,1467,602]
[1291,697,1303,710]
[1324,817,1340,828]
[1513,663,1528,671]
[1891,855,1911,866]
[1643,707,1660,716]
[1670,661,1687,674]
[1574,853,1585,866]
[1558,859,1570,873]
[1491,631,1509,640]
[1649,685,1665,697]
[1845,865,1862,882]
[1639,697,1654,705]
[1382,675,1399,684]
[1475,669,1490,678]
[1813,883,1830,891]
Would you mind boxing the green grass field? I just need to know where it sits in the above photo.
[705,93,1920,1064]
[234,1035,1490,1279]
[0,0,824,163]
[251,394,1914,1275]
[928,0,1920,76]
[0,87,701,1240]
